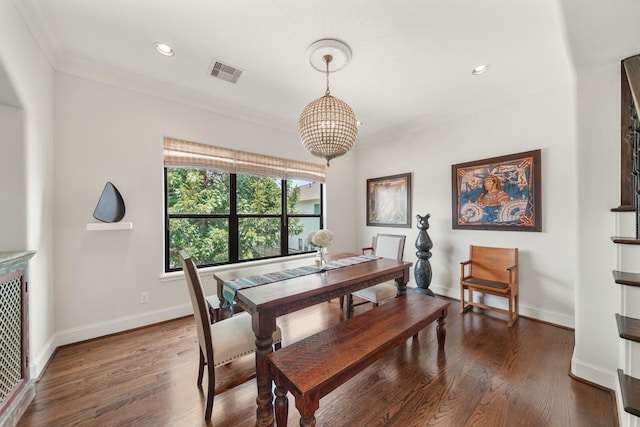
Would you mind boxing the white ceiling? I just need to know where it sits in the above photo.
[12,0,640,144]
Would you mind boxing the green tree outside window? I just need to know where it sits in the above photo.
[165,167,320,271]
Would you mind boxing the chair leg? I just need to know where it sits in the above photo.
[346,294,354,319]
[197,348,205,387]
[507,293,519,327]
[205,359,215,420]
[507,294,514,327]
[209,306,220,323]
[460,285,474,313]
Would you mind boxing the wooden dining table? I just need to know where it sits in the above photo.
[213,252,412,427]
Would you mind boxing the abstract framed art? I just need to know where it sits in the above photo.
[451,150,542,231]
[366,173,411,228]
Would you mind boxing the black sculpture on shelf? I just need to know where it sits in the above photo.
[414,213,434,296]
[93,182,126,223]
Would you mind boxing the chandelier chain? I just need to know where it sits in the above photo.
[324,55,331,96]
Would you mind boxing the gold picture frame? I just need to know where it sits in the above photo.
[366,173,412,228]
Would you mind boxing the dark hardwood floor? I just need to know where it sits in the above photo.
[18,297,617,427]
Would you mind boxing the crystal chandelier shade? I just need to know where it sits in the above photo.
[298,93,357,166]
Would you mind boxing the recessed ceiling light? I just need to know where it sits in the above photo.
[472,64,490,75]
[154,42,175,57]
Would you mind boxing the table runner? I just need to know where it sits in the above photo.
[222,255,379,308]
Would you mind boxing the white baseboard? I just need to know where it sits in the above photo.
[30,335,57,379]
[31,304,193,378]
[571,356,618,390]
[571,358,625,426]
[429,284,575,329]
[519,305,574,329]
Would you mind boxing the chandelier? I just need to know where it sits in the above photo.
[298,39,358,167]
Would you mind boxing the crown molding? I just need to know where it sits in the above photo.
[12,0,60,68]
[56,55,297,135]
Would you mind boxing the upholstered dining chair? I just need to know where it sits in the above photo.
[179,251,283,421]
[347,234,406,317]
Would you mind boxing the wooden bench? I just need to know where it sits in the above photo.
[459,245,519,327]
[266,292,448,426]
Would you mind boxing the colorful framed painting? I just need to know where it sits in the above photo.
[366,173,411,228]
[451,150,542,231]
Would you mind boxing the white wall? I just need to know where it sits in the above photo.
[0,0,56,378]
[355,79,577,328]
[571,63,620,388]
[52,72,358,350]
[324,149,358,254]
[0,103,26,249]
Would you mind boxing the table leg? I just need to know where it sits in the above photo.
[436,309,447,349]
[395,265,410,296]
[254,316,277,427]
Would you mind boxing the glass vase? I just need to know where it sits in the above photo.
[315,247,326,267]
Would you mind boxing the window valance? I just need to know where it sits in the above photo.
[163,137,326,183]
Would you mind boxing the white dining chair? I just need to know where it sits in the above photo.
[347,234,406,317]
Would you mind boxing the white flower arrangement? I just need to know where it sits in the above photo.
[304,229,334,248]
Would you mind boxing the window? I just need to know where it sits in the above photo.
[164,138,325,271]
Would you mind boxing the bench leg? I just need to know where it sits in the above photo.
[297,397,319,427]
[274,384,289,427]
[300,415,316,426]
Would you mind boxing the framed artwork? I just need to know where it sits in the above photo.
[366,173,412,228]
[451,149,542,231]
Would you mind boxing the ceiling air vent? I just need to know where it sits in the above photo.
[208,59,243,84]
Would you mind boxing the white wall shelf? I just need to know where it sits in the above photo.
[86,222,133,231]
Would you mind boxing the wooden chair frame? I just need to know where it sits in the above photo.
[460,245,519,327]
[179,251,281,420]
